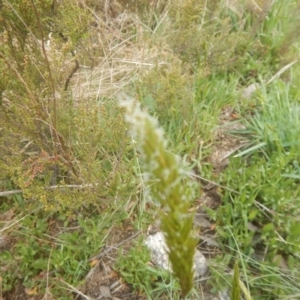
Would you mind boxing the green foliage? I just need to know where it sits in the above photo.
[138,64,240,165]
[167,0,254,70]
[0,203,119,296]
[237,81,300,155]
[0,0,53,42]
[115,240,173,297]
[138,64,193,123]
[117,0,167,29]
[119,97,198,298]
[220,151,299,247]
[259,1,300,64]
[0,0,136,211]
[210,146,300,297]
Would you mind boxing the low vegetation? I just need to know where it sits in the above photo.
[0,0,300,299]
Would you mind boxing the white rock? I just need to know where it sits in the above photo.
[145,231,208,278]
[241,83,259,99]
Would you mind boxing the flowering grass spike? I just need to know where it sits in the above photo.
[119,95,198,298]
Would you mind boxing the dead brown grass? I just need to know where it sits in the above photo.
[70,1,177,102]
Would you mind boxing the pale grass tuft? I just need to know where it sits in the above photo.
[70,9,174,102]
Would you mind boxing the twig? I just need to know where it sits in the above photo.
[64,50,80,91]
[47,184,98,190]
[186,172,241,195]
[42,245,54,300]
[59,279,93,300]
[266,60,298,85]
[0,190,23,197]
[88,231,141,262]
[0,184,99,197]
[0,214,30,233]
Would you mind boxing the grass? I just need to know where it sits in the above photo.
[1,0,300,299]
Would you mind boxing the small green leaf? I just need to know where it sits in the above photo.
[248,209,258,221]
[31,258,48,270]
[262,223,274,233]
